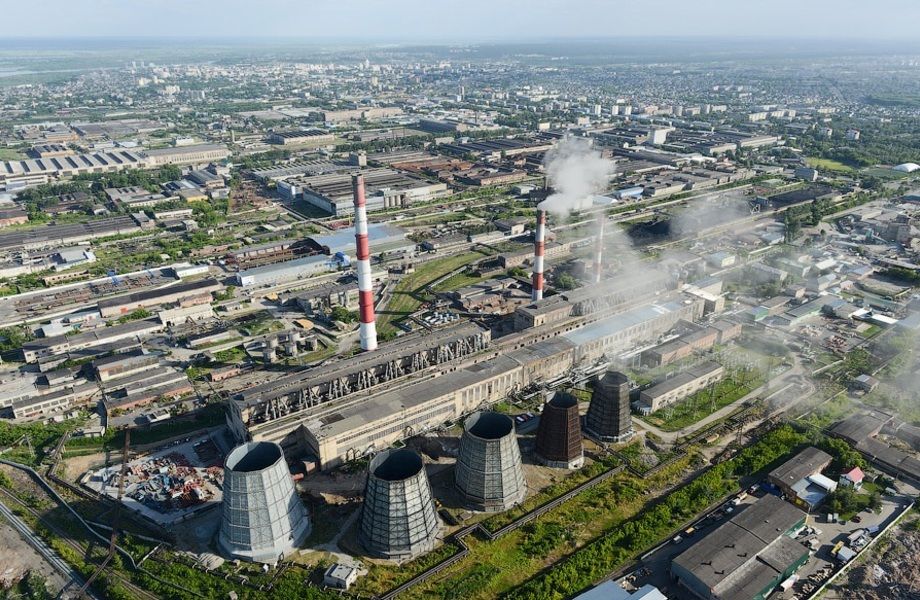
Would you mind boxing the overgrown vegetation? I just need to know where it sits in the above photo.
[503,425,808,600]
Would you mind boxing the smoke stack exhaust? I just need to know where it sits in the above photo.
[352,174,378,351]
[532,209,546,302]
[593,212,605,284]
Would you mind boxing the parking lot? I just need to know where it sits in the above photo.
[616,478,918,600]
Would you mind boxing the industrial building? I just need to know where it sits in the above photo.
[358,448,442,561]
[455,412,526,512]
[0,215,142,252]
[279,168,449,216]
[575,583,668,600]
[96,278,221,317]
[671,495,809,600]
[584,370,634,443]
[439,137,555,161]
[768,447,834,511]
[218,441,311,563]
[266,129,335,146]
[21,318,164,363]
[235,254,343,287]
[230,290,705,467]
[0,151,150,190]
[637,361,724,414]
[535,392,584,469]
[143,144,231,166]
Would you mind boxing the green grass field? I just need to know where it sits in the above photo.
[806,156,856,173]
[0,148,25,160]
[354,455,692,598]
[642,374,763,432]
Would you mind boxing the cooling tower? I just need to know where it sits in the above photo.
[358,448,441,561]
[218,441,310,563]
[455,411,526,512]
[535,392,584,469]
[585,370,635,443]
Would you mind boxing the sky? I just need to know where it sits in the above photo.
[4,0,920,41]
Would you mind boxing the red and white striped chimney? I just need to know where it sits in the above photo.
[532,209,547,302]
[593,213,605,284]
[352,174,378,351]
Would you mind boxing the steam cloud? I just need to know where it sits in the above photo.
[539,136,614,215]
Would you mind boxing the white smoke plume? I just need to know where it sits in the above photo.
[539,136,615,216]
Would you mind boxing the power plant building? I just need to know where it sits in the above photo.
[455,412,526,511]
[585,370,634,443]
[358,449,442,561]
[218,441,311,563]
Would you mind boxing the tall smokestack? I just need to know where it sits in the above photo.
[593,213,605,284]
[352,174,378,351]
[532,209,546,302]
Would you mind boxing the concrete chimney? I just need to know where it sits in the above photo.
[352,174,378,351]
[532,209,546,302]
[593,212,605,284]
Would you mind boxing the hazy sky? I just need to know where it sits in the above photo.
[5,0,920,41]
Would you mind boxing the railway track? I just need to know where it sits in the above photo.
[0,487,158,600]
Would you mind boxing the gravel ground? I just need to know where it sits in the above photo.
[0,519,68,593]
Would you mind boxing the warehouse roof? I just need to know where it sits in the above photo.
[769,447,833,488]
[561,300,683,347]
[23,318,163,351]
[309,223,408,256]
[673,495,807,598]
[96,278,220,310]
[831,411,892,445]
[642,361,723,399]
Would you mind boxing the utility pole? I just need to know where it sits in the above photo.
[79,430,130,596]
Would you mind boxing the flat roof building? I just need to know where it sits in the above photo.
[267,129,335,146]
[286,168,449,216]
[672,495,809,600]
[637,361,724,414]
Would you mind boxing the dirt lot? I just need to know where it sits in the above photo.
[0,520,68,593]
[822,511,920,599]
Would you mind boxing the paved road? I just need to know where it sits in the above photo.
[0,495,97,599]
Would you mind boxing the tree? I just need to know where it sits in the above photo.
[819,437,867,473]
[330,306,357,323]
[555,273,578,290]
[826,486,860,514]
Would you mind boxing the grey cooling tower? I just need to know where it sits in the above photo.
[358,448,441,561]
[218,441,311,563]
[535,392,584,469]
[585,370,634,443]
[455,411,526,512]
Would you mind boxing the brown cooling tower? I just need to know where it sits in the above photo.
[584,370,635,443]
[535,392,584,469]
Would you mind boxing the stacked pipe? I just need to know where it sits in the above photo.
[593,212,605,284]
[352,174,378,351]
[531,209,547,302]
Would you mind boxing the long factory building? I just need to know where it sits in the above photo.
[0,144,231,190]
[278,168,450,216]
[229,293,704,468]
